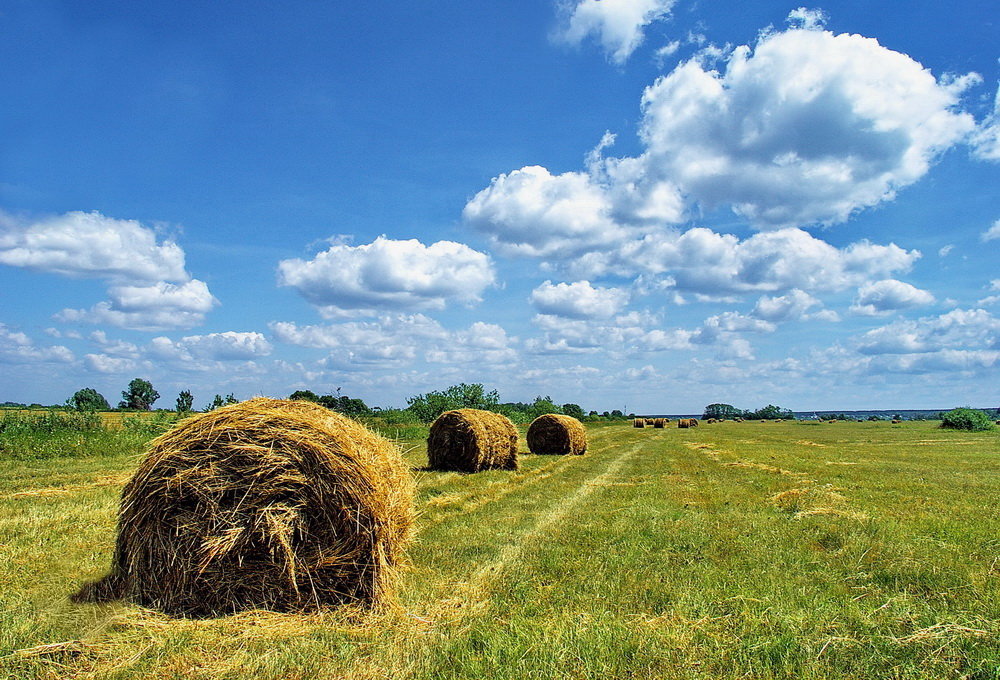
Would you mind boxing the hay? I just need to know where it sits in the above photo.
[527,414,587,455]
[633,418,645,428]
[652,418,665,429]
[74,398,414,616]
[678,418,699,428]
[426,408,519,472]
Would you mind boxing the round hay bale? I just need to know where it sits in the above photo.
[427,408,518,472]
[633,418,645,428]
[75,398,414,616]
[526,414,587,455]
[652,418,665,428]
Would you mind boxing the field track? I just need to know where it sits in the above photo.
[2,420,998,679]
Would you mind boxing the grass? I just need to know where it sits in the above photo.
[1,420,998,678]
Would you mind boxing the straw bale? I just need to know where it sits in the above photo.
[527,414,587,455]
[652,418,666,429]
[74,398,414,616]
[427,408,519,472]
[633,418,645,428]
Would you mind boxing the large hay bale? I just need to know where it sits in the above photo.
[678,418,699,428]
[427,408,518,472]
[652,418,665,428]
[75,398,414,616]
[527,414,587,455]
[633,418,645,428]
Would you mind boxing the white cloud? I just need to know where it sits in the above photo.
[638,27,977,228]
[938,244,954,257]
[579,227,920,295]
[850,279,936,316]
[971,83,1000,161]
[982,219,1000,242]
[56,279,219,331]
[84,353,139,374]
[150,332,272,362]
[277,236,495,314]
[785,7,828,30]
[555,0,676,64]
[0,210,187,282]
[0,324,74,364]
[270,315,516,369]
[530,280,629,319]
[751,289,821,322]
[855,308,1000,355]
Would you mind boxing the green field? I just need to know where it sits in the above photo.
[2,420,998,679]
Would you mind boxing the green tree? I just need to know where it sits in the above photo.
[702,403,744,420]
[318,394,371,417]
[205,393,238,412]
[940,407,994,431]
[119,378,159,410]
[406,383,501,422]
[746,404,794,420]
[289,390,321,402]
[67,387,110,411]
[175,390,194,413]
[562,403,585,419]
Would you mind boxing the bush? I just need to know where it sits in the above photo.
[940,408,995,432]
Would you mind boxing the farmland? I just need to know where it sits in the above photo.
[2,419,998,679]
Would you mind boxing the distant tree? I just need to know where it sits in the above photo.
[588,411,598,417]
[67,387,110,411]
[319,394,371,417]
[702,403,744,420]
[119,378,159,411]
[289,390,321,403]
[175,390,194,413]
[205,393,238,412]
[406,383,500,422]
[610,409,624,419]
[746,404,794,420]
[562,403,585,419]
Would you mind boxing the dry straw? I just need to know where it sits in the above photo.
[526,414,587,455]
[677,418,699,428]
[633,418,645,428]
[426,408,519,472]
[652,418,666,429]
[74,398,414,616]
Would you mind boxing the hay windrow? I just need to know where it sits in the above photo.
[526,414,587,455]
[426,409,519,472]
[74,397,415,617]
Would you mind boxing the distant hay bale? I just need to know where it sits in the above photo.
[527,414,587,455]
[891,419,902,424]
[678,418,698,429]
[427,409,518,472]
[643,418,655,427]
[633,418,645,428]
[74,398,414,616]
[652,418,665,428]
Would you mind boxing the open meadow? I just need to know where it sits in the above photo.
[1,419,998,679]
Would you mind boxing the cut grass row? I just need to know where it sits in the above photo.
[1,421,998,679]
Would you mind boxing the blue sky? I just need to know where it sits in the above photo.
[1,0,997,413]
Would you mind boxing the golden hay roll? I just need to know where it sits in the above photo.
[427,408,519,472]
[74,398,414,616]
[652,418,666,428]
[633,418,645,428]
[677,418,699,428]
[527,414,587,455]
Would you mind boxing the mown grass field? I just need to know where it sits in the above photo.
[2,420,998,679]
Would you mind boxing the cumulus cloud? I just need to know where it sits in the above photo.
[150,332,272,362]
[850,279,936,316]
[638,25,977,228]
[751,289,822,322]
[0,210,187,282]
[0,210,219,332]
[530,280,629,319]
[0,324,74,364]
[982,219,1000,242]
[84,353,139,374]
[470,21,978,255]
[785,7,828,30]
[278,236,495,315]
[579,227,920,295]
[270,315,516,369]
[56,279,219,331]
[555,0,676,64]
[855,308,1000,355]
